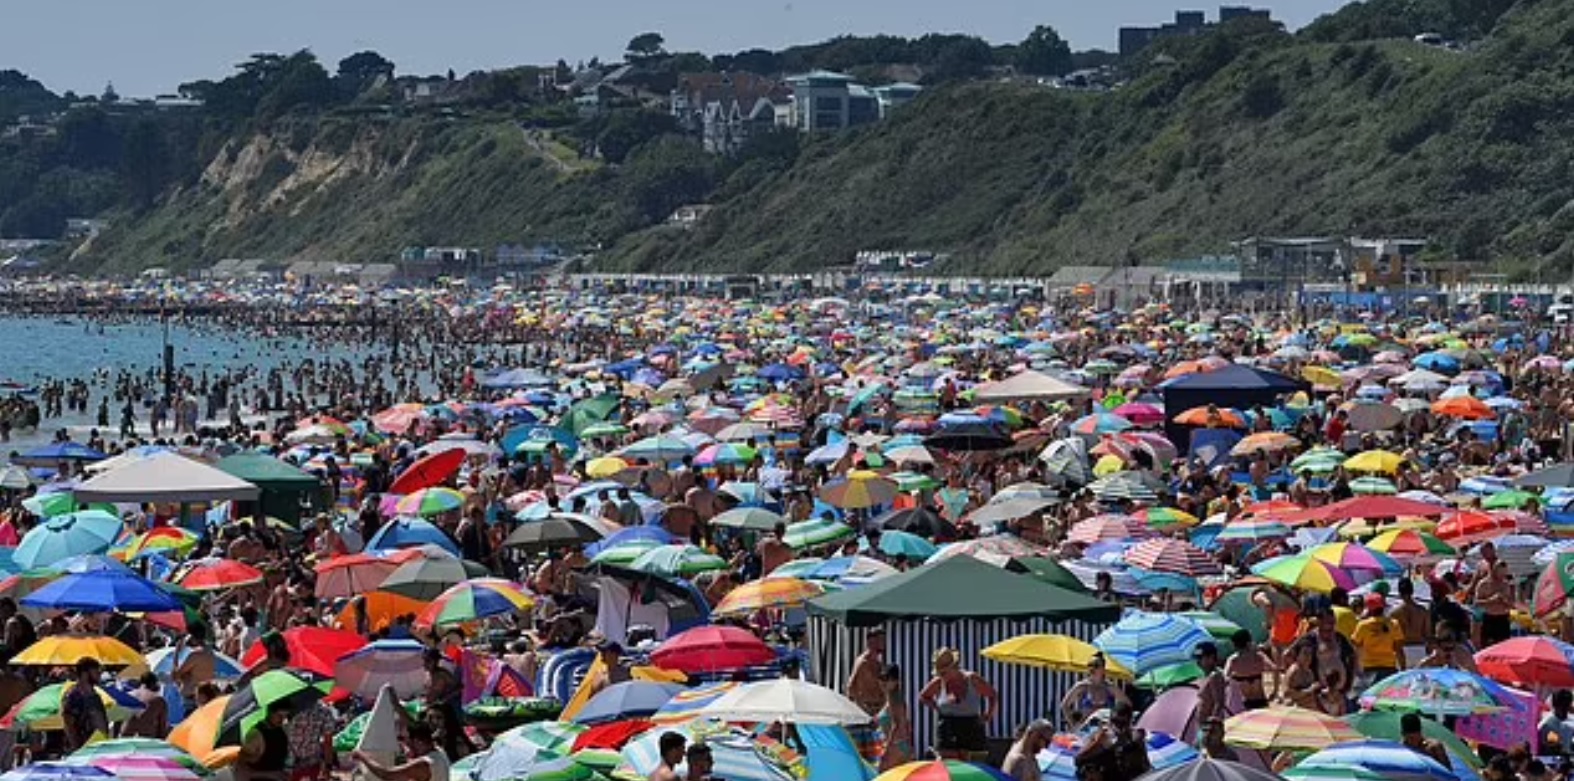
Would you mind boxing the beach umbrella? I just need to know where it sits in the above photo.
[168,696,238,769]
[387,448,465,496]
[1176,611,1243,640]
[873,761,1011,781]
[1223,706,1362,751]
[1435,510,1513,545]
[783,518,857,550]
[574,681,684,725]
[700,678,869,725]
[1250,554,1356,594]
[216,669,331,744]
[1295,740,1456,781]
[1135,507,1200,530]
[120,527,199,560]
[1124,539,1221,577]
[980,634,1133,679]
[1536,552,1574,616]
[313,551,403,599]
[584,526,676,557]
[1092,612,1212,674]
[877,507,954,538]
[1341,711,1479,769]
[696,443,758,467]
[1431,396,1494,420]
[1483,489,1538,510]
[619,435,695,462]
[1136,661,1205,689]
[392,487,466,517]
[494,719,587,757]
[74,756,201,781]
[505,513,607,551]
[14,510,122,570]
[366,517,460,557]
[650,625,776,674]
[1344,450,1404,474]
[650,683,738,725]
[585,457,631,480]
[1515,462,1574,488]
[334,638,428,699]
[793,555,898,583]
[1216,517,1290,543]
[1,682,142,731]
[1172,407,1246,428]
[710,507,786,532]
[1290,447,1346,475]
[1349,476,1397,495]
[1307,542,1402,577]
[137,646,245,681]
[0,765,113,781]
[14,635,144,668]
[878,530,937,560]
[1134,759,1286,781]
[927,535,1048,566]
[819,470,899,509]
[240,626,366,678]
[64,738,207,774]
[1087,474,1158,504]
[378,555,490,601]
[1359,668,1516,716]
[1068,515,1147,544]
[1474,635,1574,688]
[1367,529,1455,560]
[715,578,825,617]
[590,539,665,566]
[1229,431,1299,455]
[628,544,728,577]
[1069,412,1132,436]
[22,569,181,613]
[415,579,535,630]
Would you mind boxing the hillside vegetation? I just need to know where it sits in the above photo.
[12,0,1574,276]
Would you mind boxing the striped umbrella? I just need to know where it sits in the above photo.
[494,720,586,756]
[620,721,801,781]
[1295,740,1456,781]
[1216,517,1291,543]
[1087,475,1158,504]
[1367,529,1455,560]
[783,518,857,550]
[1092,611,1212,675]
[1350,477,1398,496]
[1069,413,1132,436]
[1223,705,1364,751]
[619,435,696,462]
[711,573,824,617]
[415,579,534,629]
[926,535,1048,566]
[1251,554,1357,594]
[1067,515,1147,545]
[590,539,666,567]
[695,443,758,467]
[1291,447,1347,475]
[650,682,739,724]
[819,470,900,509]
[393,487,466,517]
[76,756,199,781]
[627,544,728,577]
[1125,539,1222,577]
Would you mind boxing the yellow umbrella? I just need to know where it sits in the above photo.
[14,635,145,667]
[1344,449,1404,474]
[1092,455,1125,477]
[1301,366,1342,388]
[981,634,1133,680]
[585,456,631,480]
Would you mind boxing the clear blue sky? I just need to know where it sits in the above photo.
[5,0,1349,97]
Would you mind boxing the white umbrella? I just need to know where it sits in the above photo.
[699,678,870,726]
[0,465,31,490]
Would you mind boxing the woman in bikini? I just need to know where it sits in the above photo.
[1059,653,1129,729]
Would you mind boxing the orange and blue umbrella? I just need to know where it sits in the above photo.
[650,682,738,724]
[416,579,535,630]
[1070,412,1132,436]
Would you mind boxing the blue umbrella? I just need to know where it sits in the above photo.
[1130,568,1200,594]
[366,517,460,557]
[757,364,803,383]
[878,530,937,560]
[572,681,683,725]
[1297,739,1456,781]
[13,442,107,466]
[21,569,181,613]
[584,526,676,557]
[14,510,123,571]
[798,724,875,781]
[1093,611,1212,675]
[144,645,246,679]
[1413,352,1460,374]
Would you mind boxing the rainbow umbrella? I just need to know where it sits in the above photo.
[415,579,534,629]
[818,470,899,509]
[1366,529,1455,560]
[120,527,200,560]
[1251,554,1357,594]
[1223,705,1363,751]
[1308,543,1403,577]
[75,757,200,781]
[393,487,466,517]
[1135,506,1200,530]
[714,577,825,616]
[1069,413,1132,436]
[1,682,141,731]
[695,443,758,467]
[873,761,1011,781]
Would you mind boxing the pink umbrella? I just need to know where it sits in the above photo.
[1112,403,1165,426]
[1126,538,1223,577]
[1137,685,1201,742]
[87,756,202,781]
[1069,514,1149,545]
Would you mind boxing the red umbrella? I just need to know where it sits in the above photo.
[573,719,654,751]
[389,448,466,495]
[1436,510,1515,545]
[177,559,264,591]
[649,626,774,674]
[242,626,367,676]
[1125,538,1222,577]
[1289,496,1448,524]
[1476,636,1574,688]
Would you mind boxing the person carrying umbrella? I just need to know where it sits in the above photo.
[353,721,450,781]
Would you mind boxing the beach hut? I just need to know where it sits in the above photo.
[805,555,1119,757]
[215,453,325,524]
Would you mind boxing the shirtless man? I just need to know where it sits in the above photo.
[757,522,793,577]
[1472,560,1516,648]
[1391,578,1431,666]
[846,628,887,719]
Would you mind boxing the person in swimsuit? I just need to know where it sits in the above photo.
[1223,629,1275,710]
[876,665,913,771]
[920,647,997,762]
[1058,653,1129,729]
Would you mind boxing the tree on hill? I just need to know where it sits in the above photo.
[627,32,667,62]
[0,70,63,122]
[336,50,395,94]
[1016,25,1074,76]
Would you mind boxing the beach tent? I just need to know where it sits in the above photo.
[215,454,324,524]
[971,370,1090,402]
[806,555,1118,757]
[1162,365,1307,451]
[74,452,259,504]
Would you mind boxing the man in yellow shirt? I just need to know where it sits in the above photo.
[1351,593,1406,684]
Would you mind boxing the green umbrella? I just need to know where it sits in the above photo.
[783,517,856,550]
[217,669,332,745]
[1291,447,1346,475]
[1178,611,1243,640]
[578,421,629,438]
[1006,557,1088,593]
[495,720,585,755]
[8,682,138,731]
[589,539,664,566]
[565,395,621,437]
[1341,710,1480,768]
[21,493,115,519]
[334,702,424,752]
[1135,661,1204,689]
[627,544,728,577]
[888,471,941,492]
[1209,585,1296,643]
[1484,490,1538,510]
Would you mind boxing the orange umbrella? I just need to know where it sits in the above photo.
[1172,406,1247,428]
[1431,396,1495,420]
[169,695,240,768]
[334,591,430,634]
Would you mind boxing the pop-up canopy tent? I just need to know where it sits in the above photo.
[1161,365,1307,452]
[971,369,1090,403]
[806,555,1118,757]
[75,452,259,504]
[215,453,324,524]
